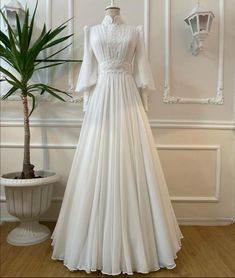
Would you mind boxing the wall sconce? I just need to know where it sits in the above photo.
[1,0,25,32]
[184,1,215,56]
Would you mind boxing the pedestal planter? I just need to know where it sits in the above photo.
[0,170,60,246]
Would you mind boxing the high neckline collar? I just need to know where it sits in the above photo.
[102,15,124,26]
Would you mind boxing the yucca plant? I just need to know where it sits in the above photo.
[0,2,72,179]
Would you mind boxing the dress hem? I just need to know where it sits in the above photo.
[50,236,183,276]
[51,255,178,276]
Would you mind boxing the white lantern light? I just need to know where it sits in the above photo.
[2,0,25,32]
[184,1,215,56]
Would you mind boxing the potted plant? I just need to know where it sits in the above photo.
[0,2,72,246]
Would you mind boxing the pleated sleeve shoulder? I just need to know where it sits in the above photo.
[75,25,98,96]
[133,25,156,91]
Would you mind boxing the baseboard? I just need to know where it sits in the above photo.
[177,217,234,226]
[1,217,234,226]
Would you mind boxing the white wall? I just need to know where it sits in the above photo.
[1,0,235,225]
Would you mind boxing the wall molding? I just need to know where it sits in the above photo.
[149,120,235,130]
[68,0,75,95]
[163,0,225,104]
[144,0,150,57]
[158,144,221,203]
[46,0,52,88]
[1,118,234,130]
[0,144,221,203]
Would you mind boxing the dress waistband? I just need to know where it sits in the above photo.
[98,60,132,74]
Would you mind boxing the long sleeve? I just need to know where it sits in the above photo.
[75,26,98,112]
[133,25,156,112]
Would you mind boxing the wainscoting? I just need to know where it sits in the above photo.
[1,118,234,225]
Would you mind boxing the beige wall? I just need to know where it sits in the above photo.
[1,0,235,225]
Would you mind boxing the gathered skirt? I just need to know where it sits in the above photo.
[51,72,183,275]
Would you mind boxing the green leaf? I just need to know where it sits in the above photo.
[24,26,54,69]
[15,12,22,42]
[35,61,67,71]
[25,17,72,70]
[1,86,18,100]
[1,49,22,74]
[56,18,73,31]
[28,83,71,97]
[0,23,21,72]
[0,11,22,73]
[30,83,72,100]
[40,87,66,102]
[0,66,22,88]
[47,85,72,96]
[4,76,19,87]
[28,1,38,45]
[0,56,14,68]
[35,43,72,66]
[42,34,73,50]
[21,9,30,58]
[45,25,67,44]
[0,30,11,48]
[27,92,36,117]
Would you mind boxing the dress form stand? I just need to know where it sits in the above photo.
[105,0,120,17]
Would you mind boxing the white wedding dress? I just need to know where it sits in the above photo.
[51,15,183,275]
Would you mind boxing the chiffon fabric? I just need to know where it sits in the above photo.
[51,15,183,275]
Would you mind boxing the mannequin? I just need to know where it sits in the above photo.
[105,0,120,18]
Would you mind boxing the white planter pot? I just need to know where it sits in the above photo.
[0,170,60,246]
